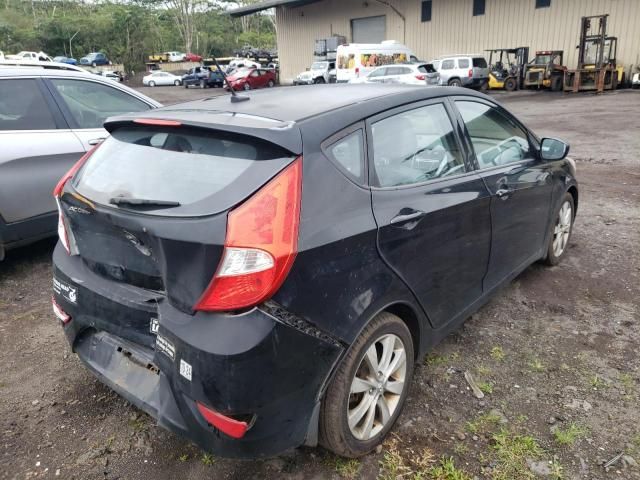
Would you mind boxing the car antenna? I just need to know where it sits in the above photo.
[212,56,249,103]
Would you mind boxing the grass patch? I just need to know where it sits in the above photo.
[178,454,189,462]
[200,453,215,466]
[466,411,503,435]
[330,457,361,479]
[491,429,544,480]
[528,358,546,373]
[491,346,505,361]
[428,457,472,480]
[479,381,494,394]
[589,374,607,389]
[619,373,635,391]
[553,423,588,446]
[377,438,436,480]
[476,365,492,376]
[425,353,448,367]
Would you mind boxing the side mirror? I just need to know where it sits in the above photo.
[306,67,310,71]
[540,137,570,161]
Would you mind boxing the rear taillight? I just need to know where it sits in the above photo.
[468,69,473,78]
[54,145,99,253]
[355,67,360,77]
[53,145,98,198]
[195,157,302,311]
[415,74,426,81]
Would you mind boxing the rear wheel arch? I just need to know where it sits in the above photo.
[383,303,421,360]
[567,185,578,215]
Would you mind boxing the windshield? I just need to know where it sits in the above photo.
[535,55,552,65]
[73,126,295,216]
[310,62,327,70]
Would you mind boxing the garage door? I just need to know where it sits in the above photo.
[351,15,386,43]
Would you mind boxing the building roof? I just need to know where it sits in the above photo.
[227,0,322,17]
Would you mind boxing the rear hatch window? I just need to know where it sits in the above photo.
[73,126,295,216]
[472,57,488,68]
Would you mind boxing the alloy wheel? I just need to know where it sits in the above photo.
[553,200,572,257]
[347,334,406,441]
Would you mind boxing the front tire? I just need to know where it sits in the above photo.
[448,78,462,87]
[149,81,155,87]
[319,312,414,458]
[267,79,275,87]
[199,79,206,89]
[243,83,251,91]
[174,80,180,86]
[544,192,575,265]
[505,78,517,91]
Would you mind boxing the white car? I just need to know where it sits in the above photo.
[143,71,182,87]
[633,71,640,89]
[95,70,121,82]
[349,63,439,86]
[0,51,4,61]
[166,51,185,62]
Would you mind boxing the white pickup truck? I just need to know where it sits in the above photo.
[5,51,52,61]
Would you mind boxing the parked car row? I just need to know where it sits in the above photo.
[148,52,203,63]
[2,50,112,66]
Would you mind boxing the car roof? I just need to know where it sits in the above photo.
[133,84,485,123]
[106,85,488,155]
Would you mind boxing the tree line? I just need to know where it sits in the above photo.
[0,0,275,70]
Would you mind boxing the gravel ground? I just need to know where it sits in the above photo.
[1,88,639,480]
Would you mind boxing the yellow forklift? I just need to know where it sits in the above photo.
[486,47,529,91]
[523,51,566,91]
[564,14,621,93]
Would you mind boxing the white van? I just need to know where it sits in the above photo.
[336,40,417,83]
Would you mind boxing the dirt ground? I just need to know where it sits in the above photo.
[1,87,639,480]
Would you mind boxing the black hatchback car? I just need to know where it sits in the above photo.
[52,85,578,458]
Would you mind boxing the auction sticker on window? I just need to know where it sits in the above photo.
[53,277,78,304]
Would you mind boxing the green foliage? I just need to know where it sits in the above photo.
[491,429,543,480]
[0,0,275,71]
[428,457,472,480]
[553,423,588,446]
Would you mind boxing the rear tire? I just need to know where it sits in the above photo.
[448,78,462,87]
[149,81,155,87]
[543,192,575,266]
[199,79,206,89]
[267,79,275,87]
[314,77,326,84]
[243,83,251,91]
[319,312,414,458]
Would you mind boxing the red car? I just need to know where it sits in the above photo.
[226,67,276,91]
[184,52,202,62]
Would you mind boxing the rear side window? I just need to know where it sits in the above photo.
[325,130,364,182]
[73,127,295,216]
[49,79,151,129]
[458,58,470,69]
[441,59,454,70]
[472,57,488,68]
[0,79,57,131]
[418,64,436,73]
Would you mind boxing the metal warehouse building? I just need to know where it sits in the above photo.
[230,0,640,85]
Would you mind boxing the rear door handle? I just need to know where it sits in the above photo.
[496,187,514,199]
[88,137,106,146]
[390,210,426,227]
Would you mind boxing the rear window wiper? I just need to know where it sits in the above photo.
[109,197,181,208]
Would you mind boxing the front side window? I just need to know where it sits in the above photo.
[50,79,151,129]
[456,101,531,169]
[326,130,364,181]
[372,103,465,187]
[0,79,57,131]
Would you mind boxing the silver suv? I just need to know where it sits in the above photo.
[294,61,335,85]
[432,55,489,89]
[0,67,160,260]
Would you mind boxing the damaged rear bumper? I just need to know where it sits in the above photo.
[52,244,344,458]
